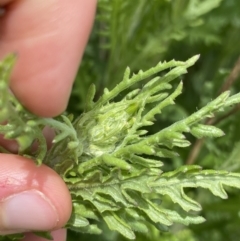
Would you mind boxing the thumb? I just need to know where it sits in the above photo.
[0,154,72,234]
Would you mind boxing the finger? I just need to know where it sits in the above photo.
[22,229,67,241]
[0,0,97,117]
[0,154,72,234]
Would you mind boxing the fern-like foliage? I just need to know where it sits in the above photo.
[67,167,240,239]
[1,54,240,240]
[70,0,226,114]
[0,55,46,161]
[78,0,222,91]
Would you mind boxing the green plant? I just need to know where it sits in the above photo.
[1,52,240,240]
[2,1,240,240]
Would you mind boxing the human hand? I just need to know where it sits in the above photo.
[0,0,96,240]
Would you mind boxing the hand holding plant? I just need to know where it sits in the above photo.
[0,0,96,240]
[1,1,240,241]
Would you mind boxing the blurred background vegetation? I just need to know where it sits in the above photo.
[67,0,240,240]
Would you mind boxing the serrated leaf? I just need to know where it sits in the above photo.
[156,148,179,158]
[224,92,240,107]
[68,214,89,228]
[172,138,191,148]
[103,211,136,239]
[191,124,225,138]
[130,155,163,168]
[72,202,99,221]
[2,52,240,240]
[102,154,131,170]
[70,224,102,235]
[33,232,53,240]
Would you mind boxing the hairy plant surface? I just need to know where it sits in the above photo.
[1,54,240,240]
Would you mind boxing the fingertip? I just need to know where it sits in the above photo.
[0,0,97,117]
[0,154,72,231]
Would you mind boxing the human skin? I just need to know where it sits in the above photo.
[0,0,97,240]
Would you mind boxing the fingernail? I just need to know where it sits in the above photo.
[1,190,59,231]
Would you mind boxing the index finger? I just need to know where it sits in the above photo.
[0,0,97,117]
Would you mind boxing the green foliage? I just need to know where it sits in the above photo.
[1,0,240,240]
[69,0,230,112]
[0,55,46,161]
[1,50,240,241]
[70,1,240,240]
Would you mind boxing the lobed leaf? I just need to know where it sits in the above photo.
[2,54,240,240]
